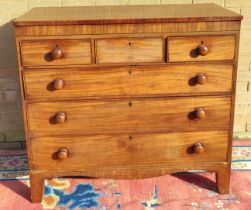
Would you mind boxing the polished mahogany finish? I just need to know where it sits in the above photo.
[13,4,242,203]
[21,39,92,66]
[53,78,64,90]
[24,64,233,99]
[56,148,69,160]
[195,107,206,119]
[168,35,235,62]
[197,44,209,56]
[50,46,63,60]
[96,37,164,64]
[196,73,207,85]
[54,112,66,124]
[193,143,205,154]
[12,4,242,26]
[31,131,228,171]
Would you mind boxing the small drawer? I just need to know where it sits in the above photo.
[168,35,235,62]
[30,131,228,171]
[27,97,231,137]
[96,37,164,64]
[23,64,233,100]
[21,39,92,66]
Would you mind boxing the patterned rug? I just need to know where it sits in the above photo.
[0,141,250,210]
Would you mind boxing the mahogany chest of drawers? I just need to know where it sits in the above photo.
[13,4,242,202]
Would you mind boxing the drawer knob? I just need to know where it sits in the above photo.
[57,148,69,160]
[55,112,66,123]
[50,47,63,60]
[196,73,207,85]
[197,44,208,56]
[195,107,206,119]
[53,79,64,90]
[193,143,204,154]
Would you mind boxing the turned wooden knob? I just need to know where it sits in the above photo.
[50,47,63,60]
[57,148,69,160]
[193,143,204,154]
[53,79,64,90]
[55,112,66,123]
[197,44,208,56]
[195,107,206,119]
[196,73,207,85]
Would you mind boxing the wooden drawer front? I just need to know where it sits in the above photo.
[31,131,228,171]
[168,35,235,62]
[27,97,230,136]
[96,37,164,64]
[24,64,232,99]
[21,39,92,66]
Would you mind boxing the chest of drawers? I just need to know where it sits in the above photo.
[13,4,242,203]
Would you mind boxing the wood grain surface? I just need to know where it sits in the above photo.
[21,39,92,66]
[13,4,242,26]
[14,22,241,36]
[27,97,231,136]
[23,64,233,99]
[30,131,228,171]
[96,37,164,64]
[168,35,235,62]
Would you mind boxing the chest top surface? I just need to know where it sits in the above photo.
[13,3,242,26]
